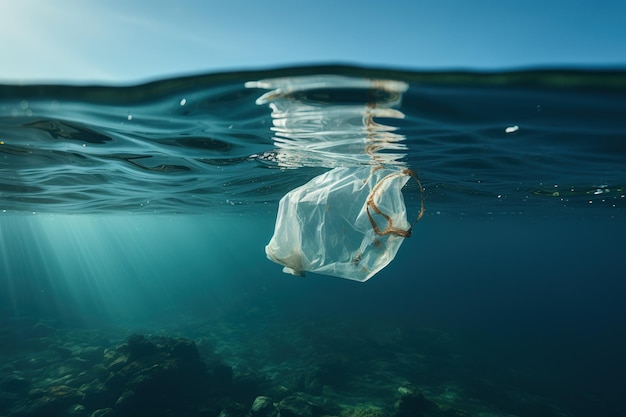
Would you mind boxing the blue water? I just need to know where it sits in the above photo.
[1,66,626,417]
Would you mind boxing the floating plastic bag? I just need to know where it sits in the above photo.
[265,166,422,282]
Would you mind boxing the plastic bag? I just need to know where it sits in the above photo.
[265,166,421,282]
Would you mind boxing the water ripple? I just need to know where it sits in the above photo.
[1,66,625,216]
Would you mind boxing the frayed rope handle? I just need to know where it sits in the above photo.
[366,168,425,237]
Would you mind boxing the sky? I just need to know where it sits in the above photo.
[1,0,625,84]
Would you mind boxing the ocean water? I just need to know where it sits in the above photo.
[1,65,625,417]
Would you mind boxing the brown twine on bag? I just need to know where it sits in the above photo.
[366,168,424,237]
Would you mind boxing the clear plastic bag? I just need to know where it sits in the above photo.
[265,166,422,282]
